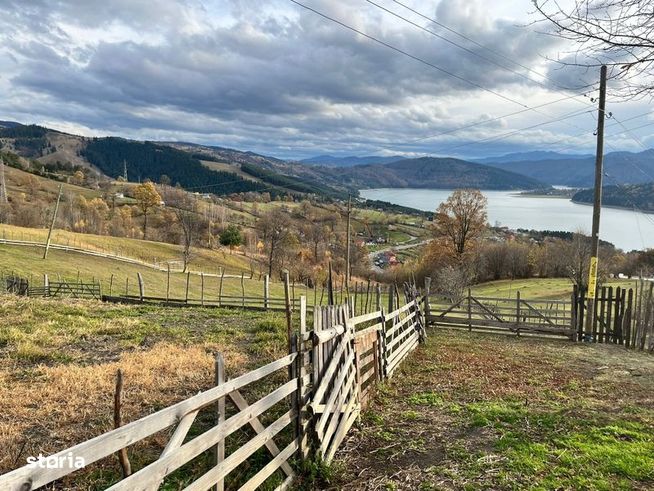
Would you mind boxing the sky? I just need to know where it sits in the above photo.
[0,0,652,160]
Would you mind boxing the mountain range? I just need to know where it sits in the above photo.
[299,155,405,167]
[2,120,653,198]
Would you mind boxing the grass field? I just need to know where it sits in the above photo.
[333,329,654,490]
[0,223,255,274]
[0,295,293,488]
[471,277,640,301]
[0,244,295,300]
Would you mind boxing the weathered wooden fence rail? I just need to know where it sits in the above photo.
[0,293,426,490]
[426,290,575,338]
[426,281,653,352]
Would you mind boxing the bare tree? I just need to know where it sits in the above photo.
[162,187,207,272]
[258,209,295,278]
[534,0,654,98]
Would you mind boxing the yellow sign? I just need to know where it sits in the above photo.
[587,256,598,298]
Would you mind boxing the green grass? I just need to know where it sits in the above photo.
[0,295,294,488]
[333,329,654,490]
[472,277,640,300]
[0,223,254,274]
[0,244,301,301]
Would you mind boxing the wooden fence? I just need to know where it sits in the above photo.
[0,293,426,490]
[426,280,653,353]
[28,280,102,300]
[426,289,575,338]
[575,283,654,352]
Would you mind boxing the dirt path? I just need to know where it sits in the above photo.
[329,329,654,490]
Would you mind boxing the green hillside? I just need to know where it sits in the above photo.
[573,182,654,212]
[300,156,548,191]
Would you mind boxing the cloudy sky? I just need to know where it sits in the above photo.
[0,0,652,160]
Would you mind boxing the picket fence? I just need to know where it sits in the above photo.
[0,293,425,491]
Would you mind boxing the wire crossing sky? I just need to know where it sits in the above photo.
[0,0,651,160]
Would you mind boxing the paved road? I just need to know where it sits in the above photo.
[368,238,430,272]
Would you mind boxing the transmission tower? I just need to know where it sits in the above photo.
[123,160,128,181]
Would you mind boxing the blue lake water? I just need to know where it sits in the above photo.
[359,188,654,252]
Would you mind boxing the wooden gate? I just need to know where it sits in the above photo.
[427,290,575,338]
[310,305,360,463]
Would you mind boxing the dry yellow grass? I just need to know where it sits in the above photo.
[0,295,289,483]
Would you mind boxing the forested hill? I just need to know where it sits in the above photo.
[330,156,547,190]
[82,138,266,194]
[572,182,654,212]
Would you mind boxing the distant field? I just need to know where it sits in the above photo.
[0,244,309,302]
[0,223,255,274]
[472,277,640,300]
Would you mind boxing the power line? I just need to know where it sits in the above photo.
[387,0,596,93]
[416,107,593,156]
[365,0,592,97]
[288,0,528,108]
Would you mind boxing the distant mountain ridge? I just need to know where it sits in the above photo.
[299,155,406,167]
[483,149,654,187]
[317,156,547,190]
[474,150,592,164]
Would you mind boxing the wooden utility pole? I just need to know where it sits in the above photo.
[43,183,63,259]
[0,155,7,205]
[345,196,351,288]
[584,65,608,339]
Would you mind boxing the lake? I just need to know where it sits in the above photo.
[359,188,654,252]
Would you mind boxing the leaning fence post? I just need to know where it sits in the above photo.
[213,354,225,491]
[114,370,132,478]
[137,272,144,302]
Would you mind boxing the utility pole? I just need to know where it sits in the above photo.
[583,65,608,339]
[43,183,63,259]
[0,156,7,205]
[345,195,351,288]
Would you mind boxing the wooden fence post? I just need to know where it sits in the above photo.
[166,265,170,303]
[185,272,191,304]
[218,269,224,307]
[114,370,132,478]
[44,274,49,297]
[125,277,129,296]
[213,354,225,491]
[424,277,431,322]
[264,274,270,311]
[379,308,388,380]
[240,272,245,308]
[283,271,293,355]
[109,274,114,296]
[376,284,381,312]
[201,273,205,307]
[516,290,521,334]
[137,272,144,301]
[298,296,310,458]
[467,288,472,331]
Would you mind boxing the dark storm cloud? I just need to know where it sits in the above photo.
[0,0,589,158]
